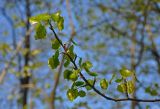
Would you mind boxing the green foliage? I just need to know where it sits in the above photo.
[117,81,134,94]
[115,78,123,83]
[64,69,73,80]
[74,81,84,87]
[64,59,70,67]
[67,45,75,59]
[100,79,109,89]
[78,90,86,97]
[51,39,60,49]
[63,69,79,81]
[30,12,64,41]
[119,67,132,78]
[67,89,78,101]
[48,50,60,69]
[85,79,94,90]
[145,86,158,96]
[51,11,64,31]
[69,69,79,81]
[82,61,97,76]
[64,54,71,67]
[82,61,92,70]
[34,23,46,40]
[27,9,160,104]
[109,73,116,84]
[30,13,51,23]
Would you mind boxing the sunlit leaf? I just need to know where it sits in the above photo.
[51,11,64,31]
[82,61,92,70]
[117,83,126,93]
[69,69,79,81]
[85,79,94,90]
[120,67,132,78]
[100,79,109,89]
[67,45,75,59]
[64,69,72,80]
[48,50,59,69]
[67,89,78,101]
[29,13,50,24]
[51,11,61,22]
[34,23,46,40]
[51,39,60,49]
[127,81,135,94]
[117,81,134,94]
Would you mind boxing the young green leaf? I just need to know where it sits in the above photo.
[109,73,116,84]
[69,71,78,81]
[69,69,80,81]
[150,89,158,96]
[100,79,109,89]
[117,83,126,93]
[74,81,84,86]
[30,13,51,24]
[115,78,123,83]
[82,61,93,70]
[67,89,78,101]
[78,90,86,97]
[51,39,60,49]
[126,81,135,94]
[87,72,98,76]
[67,45,75,59]
[117,81,134,94]
[34,23,46,40]
[64,69,72,80]
[64,60,70,67]
[57,17,64,31]
[51,12,64,31]
[51,12,61,22]
[85,79,94,90]
[48,50,59,69]
[119,67,132,78]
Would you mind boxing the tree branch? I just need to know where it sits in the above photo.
[49,22,160,103]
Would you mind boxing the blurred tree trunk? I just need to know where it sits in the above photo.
[20,0,31,107]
